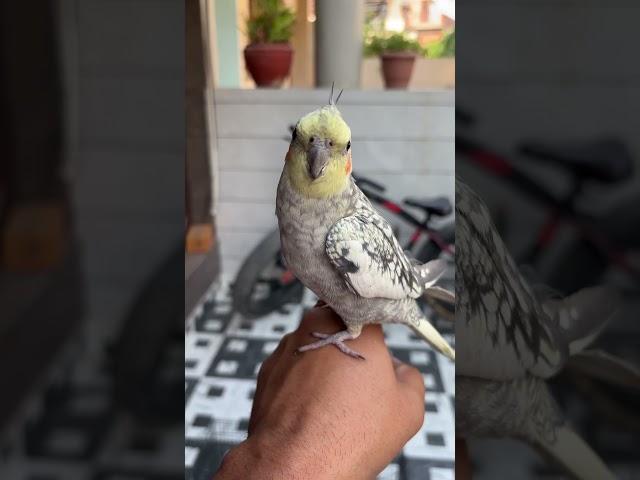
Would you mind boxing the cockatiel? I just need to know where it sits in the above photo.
[456,177,640,479]
[275,94,455,360]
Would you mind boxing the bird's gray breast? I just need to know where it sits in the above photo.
[276,178,352,300]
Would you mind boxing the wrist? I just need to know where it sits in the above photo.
[215,432,340,480]
[214,435,301,480]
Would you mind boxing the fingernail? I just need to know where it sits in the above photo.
[391,355,404,368]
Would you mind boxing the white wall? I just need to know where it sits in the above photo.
[211,88,455,276]
[458,2,640,152]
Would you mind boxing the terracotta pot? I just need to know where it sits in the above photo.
[244,43,293,87]
[380,52,416,89]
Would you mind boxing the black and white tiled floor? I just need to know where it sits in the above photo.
[0,354,185,479]
[185,278,455,480]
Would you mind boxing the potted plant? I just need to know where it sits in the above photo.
[244,0,296,87]
[364,30,424,89]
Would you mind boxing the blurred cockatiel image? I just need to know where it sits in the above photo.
[275,91,455,360]
[456,178,640,479]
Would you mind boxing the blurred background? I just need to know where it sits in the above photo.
[0,1,455,478]
[457,1,640,478]
[185,1,455,479]
[0,1,184,478]
[3,1,637,479]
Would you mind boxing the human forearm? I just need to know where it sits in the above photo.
[215,434,344,480]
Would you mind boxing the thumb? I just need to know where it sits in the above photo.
[393,356,425,394]
[392,356,425,427]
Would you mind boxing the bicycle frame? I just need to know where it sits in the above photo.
[356,183,454,256]
[456,129,638,278]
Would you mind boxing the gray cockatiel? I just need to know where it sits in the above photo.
[275,97,455,360]
[456,177,639,479]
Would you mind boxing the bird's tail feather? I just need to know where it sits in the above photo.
[542,286,620,355]
[568,348,640,389]
[425,285,455,304]
[533,424,616,480]
[414,259,448,290]
[410,317,455,360]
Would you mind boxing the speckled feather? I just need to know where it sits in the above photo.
[455,178,567,380]
[325,210,425,299]
[277,173,428,334]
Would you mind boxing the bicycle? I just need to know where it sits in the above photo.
[456,108,640,295]
[232,172,455,319]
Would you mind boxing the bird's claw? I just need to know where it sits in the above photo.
[297,330,365,360]
[311,332,330,339]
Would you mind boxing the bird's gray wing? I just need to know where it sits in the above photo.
[455,179,568,380]
[325,210,425,300]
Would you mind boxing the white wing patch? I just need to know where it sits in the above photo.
[326,211,423,300]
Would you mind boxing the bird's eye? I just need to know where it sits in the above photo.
[346,141,351,151]
[309,136,315,143]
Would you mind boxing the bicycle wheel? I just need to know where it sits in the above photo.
[232,229,304,318]
[415,221,455,321]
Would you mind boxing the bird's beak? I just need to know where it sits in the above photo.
[308,144,331,180]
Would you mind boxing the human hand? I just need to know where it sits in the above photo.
[215,303,426,480]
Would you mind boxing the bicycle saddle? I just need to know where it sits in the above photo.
[403,196,452,217]
[519,138,633,183]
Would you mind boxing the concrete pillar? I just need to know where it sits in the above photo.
[315,0,364,88]
[214,0,240,87]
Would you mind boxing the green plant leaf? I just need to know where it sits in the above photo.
[363,30,424,57]
[426,29,455,58]
[246,0,295,44]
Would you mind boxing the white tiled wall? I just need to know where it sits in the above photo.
[211,89,455,277]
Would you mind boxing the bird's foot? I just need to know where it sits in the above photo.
[297,330,365,360]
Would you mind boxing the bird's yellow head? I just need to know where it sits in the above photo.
[284,105,352,198]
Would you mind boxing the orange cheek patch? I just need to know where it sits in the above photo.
[345,157,352,175]
[285,149,291,162]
